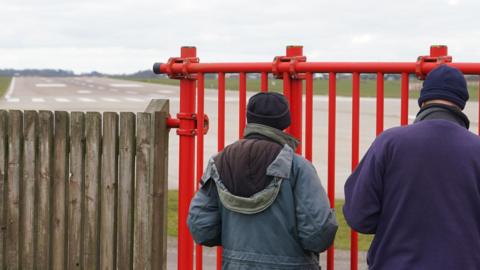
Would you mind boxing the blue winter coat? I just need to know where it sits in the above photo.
[188,143,338,270]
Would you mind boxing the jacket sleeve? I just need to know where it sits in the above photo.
[293,157,338,253]
[343,138,385,234]
[187,178,221,247]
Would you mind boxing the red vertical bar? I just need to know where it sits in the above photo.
[283,73,291,134]
[401,73,409,126]
[178,46,196,270]
[350,72,360,270]
[305,72,313,161]
[376,72,384,135]
[195,73,205,270]
[286,46,304,154]
[216,72,226,269]
[239,72,247,138]
[478,77,479,135]
[327,72,336,270]
[261,72,268,92]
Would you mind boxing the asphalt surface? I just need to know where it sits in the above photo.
[3,76,479,269]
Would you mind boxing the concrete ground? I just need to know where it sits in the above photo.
[167,237,368,270]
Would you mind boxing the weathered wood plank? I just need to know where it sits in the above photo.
[0,110,7,270]
[68,112,84,269]
[134,113,152,270]
[51,111,69,270]
[100,112,118,270]
[145,100,169,270]
[83,112,101,270]
[20,111,38,270]
[5,110,23,269]
[36,111,53,269]
[117,112,135,270]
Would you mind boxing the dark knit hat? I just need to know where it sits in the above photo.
[247,92,291,130]
[418,65,469,110]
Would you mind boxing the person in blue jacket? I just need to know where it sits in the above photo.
[344,65,480,270]
[188,92,338,270]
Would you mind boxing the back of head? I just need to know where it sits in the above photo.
[246,92,291,130]
[418,65,469,110]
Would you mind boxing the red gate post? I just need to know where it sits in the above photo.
[286,46,305,154]
[177,46,197,270]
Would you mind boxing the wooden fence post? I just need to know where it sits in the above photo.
[145,99,170,270]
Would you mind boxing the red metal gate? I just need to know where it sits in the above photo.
[153,45,480,270]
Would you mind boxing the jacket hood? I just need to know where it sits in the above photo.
[203,144,294,215]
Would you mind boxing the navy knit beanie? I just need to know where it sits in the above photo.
[247,92,291,130]
[418,65,469,110]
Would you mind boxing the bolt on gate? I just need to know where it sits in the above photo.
[153,45,480,270]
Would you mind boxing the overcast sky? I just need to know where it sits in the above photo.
[1,0,479,74]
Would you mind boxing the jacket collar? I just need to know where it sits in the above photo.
[414,103,470,129]
[243,123,299,151]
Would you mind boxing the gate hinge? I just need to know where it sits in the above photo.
[166,113,209,136]
[165,56,200,79]
[272,55,307,79]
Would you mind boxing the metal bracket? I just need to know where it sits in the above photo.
[167,113,209,136]
[272,55,307,79]
[165,56,200,79]
[416,55,452,80]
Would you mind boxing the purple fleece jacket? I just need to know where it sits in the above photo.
[344,119,480,270]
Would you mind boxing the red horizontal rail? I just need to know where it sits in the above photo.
[155,62,480,75]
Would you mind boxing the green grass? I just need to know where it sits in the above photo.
[167,190,373,251]
[121,77,479,100]
[0,77,12,98]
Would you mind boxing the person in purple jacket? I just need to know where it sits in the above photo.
[343,65,480,270]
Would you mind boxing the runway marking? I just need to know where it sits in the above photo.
[55,98,70,102]
[101,98,120,102]
[35,83,66,88]
[408,115,416,120]
[32,98,45,103]
[6,97,20,102]
[124,97,145,102]
[126,90,138,94]
[78,97,97,103]
[4,77,16,99]
[109,83,143,88]
[157,90,174,94]
[77,90,92,94]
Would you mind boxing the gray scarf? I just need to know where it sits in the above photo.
[414,103,470,129]
[243,123,300,150]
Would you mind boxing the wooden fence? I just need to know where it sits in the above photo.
[0,99,169,270]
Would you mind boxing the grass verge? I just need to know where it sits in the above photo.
[167,190,373,251]
[121,77,479,100]
[0,77,12,98]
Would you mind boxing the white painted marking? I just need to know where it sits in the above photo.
[109,83,143,88]
[55,98,70,102]
[4,77,16,99]
[126,90,138,94]
[157,90,174,94]
[101,98,120,102]
[35,83,66,88]
[77,90,92,94]
[32,98,45,103]
[6,97,20,102]
[408,115,416,120]
[78,97,97,103]
[124,97,145,102]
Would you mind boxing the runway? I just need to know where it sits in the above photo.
[1,76,478,198]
